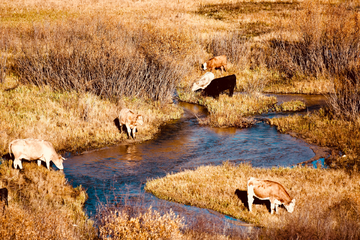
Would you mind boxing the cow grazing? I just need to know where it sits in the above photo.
[192,72,215,92]
[199,74,236,98]
[119,108,144,139]
[0,188,8,212]
[9,139,65,170]
[247,177,295,214]
[201,55,227,73]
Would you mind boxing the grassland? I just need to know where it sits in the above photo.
[146,162,360,239]
[0,77,183,156]
[1,0,360,239]
[0,160,95,239]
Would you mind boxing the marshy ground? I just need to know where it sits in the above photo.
[1,0,360,239]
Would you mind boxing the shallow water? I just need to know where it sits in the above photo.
[63,94,326,233]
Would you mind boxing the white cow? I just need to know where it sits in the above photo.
[191,72,215,92]
[9,138,65,170]
[247,177,295,214]
[119,108,144,139]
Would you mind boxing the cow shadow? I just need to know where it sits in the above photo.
[2,153,11,161]
[234,189,271,213]
[114,117,122,132]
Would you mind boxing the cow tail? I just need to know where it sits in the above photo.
[8,142,12,158]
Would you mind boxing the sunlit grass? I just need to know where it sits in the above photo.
[146,162,360,238]
[178,89,277,127]
[269,109,360,168]
[0,160,95,239]
[0,78,183,155]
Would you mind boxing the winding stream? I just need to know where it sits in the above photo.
[63,94,327,234]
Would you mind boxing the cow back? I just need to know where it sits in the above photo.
[119,108,143,128]
[249,178,293,204]
[202,74,236,98]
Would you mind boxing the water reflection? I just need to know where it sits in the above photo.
[63,94,327,233]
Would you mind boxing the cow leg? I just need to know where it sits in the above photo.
[14,158,23,170]
[247,186,254,212]
[18,160,23,170]
[229,87,234,97]
[274,199,281,214]
[119,123,122,133]
[46,160,50,170]
[133,127,137,139]
[13,159,18,169]
[270,201,275,214]
[126,125,132,139]
[37,160,41,166]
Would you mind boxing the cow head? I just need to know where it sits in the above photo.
[53,155,65,170]
[137,115,144,126]
[201,62,207,70]
[285,198,296,213]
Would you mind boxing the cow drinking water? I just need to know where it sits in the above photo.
[247,177,296,214]
[9,138,65,170]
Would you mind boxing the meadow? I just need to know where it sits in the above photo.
[1,0,360,239]
[146,162,360,239]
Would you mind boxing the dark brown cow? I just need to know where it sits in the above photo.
[198,74,236,98]
[247,177,296,214]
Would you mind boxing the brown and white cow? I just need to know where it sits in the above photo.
[201,55,227,73]
[119,108,144,139]
[9,138,65,170]
[247,177,295,214]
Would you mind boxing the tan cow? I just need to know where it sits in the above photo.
[9,138,65,170]
[247,177,295,214]
[201,55,227,73]
[119,108,144,139]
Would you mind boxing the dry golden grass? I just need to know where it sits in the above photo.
[178,89,305,127]
[0,78,183,156]
[269,109,360,168]
[145,162,360,238]
[1,0,360,239]
[0,160,95,239]
[98,206,184,240]
[178,90,278,127]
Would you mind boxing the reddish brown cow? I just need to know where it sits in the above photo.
[119,108,144,139]
[247,177,296,214]
[201,55,227,72]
